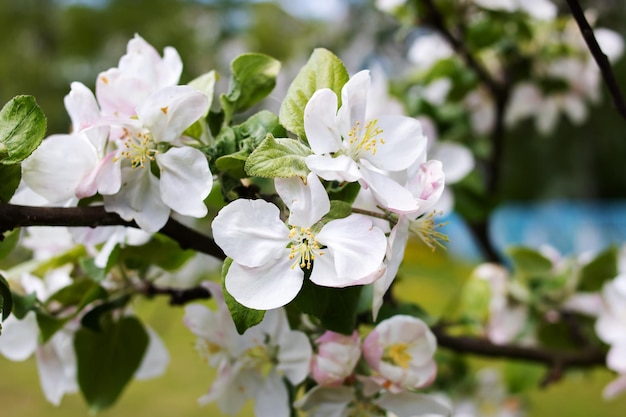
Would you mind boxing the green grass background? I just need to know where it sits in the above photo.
[1,240,626,416]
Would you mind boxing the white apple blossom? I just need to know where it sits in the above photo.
[212,172,387,310]
[362,315,438,392]
[472,0,557,20]
[595,274,626,398]
[304,70,427,213]
[183,282,312,417]
[96,33,183,119]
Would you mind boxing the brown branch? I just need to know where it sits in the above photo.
[0,203,225,260]
[565,0,626,120]
[140,281,212,306]
[432,325,606,385]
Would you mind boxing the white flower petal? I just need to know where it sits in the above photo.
[360,167,419,213]
[103,167,170,233]
[316,214,387,284]
[22,134,98,203]
[275,172,330,228]
[306,154,361,182]
[156,147,212,217]
[294,385,353,417]
[337,70,370,138]
[225,256,304,310]
[0,312,39,361]
[375,392,450,417]
[36,330,78,406]
[429,141,474,184]
[255,371,291,417]
[365,115,426,172]
[212,199,290,268]
[137,85,208,144]
[304,89,342,154]
[134,326,170,380]
[276,330,313,384]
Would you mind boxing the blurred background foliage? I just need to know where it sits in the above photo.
[2,0,626,415]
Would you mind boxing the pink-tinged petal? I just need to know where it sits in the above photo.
[36,330,78,406]
[306,154,361,182]
[275,172,329,228]
[156,147,212,217]
[76,151,121,198]
[337,70,370,137]
[119,34,183,88]
[360,167,420,213]
[96,68,148,118]
[315,214,387,285]
[212,199,290,268]
[604,374,626,400]
[22,134,98,204]
[364,115,426,172]
[406,160,445,216]
[304,89,342,154]
[137,85,208,144]
[429,141,474,184]
[64,82,101,132]
[375,392,450,417]
[103,167,170,233]
[607,344,626,374]
[0,312,38,361]
[255,370,291,417]
[225,256,304,310]
[134,326,170,380]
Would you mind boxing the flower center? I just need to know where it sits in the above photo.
[288,226,324,270]
[347,119,385,158]
[118,127,158,168]
[385,343,412,369]
[408,210,449,251]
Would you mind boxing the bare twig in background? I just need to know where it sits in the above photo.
[566,0,626,120]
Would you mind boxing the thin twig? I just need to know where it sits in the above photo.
[565,0,626,120]
[141,281,212,306]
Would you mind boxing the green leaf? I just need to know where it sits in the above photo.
[245,134,312,178]
[327,181,361,204]
[120,234,195,271]
[36,311,69,343]
[0,95,47,164]
[0,229,20,261]
[507,247,553,276]
[0,274,13,321]
[46,279,108,312]
[0,163,21,201]
[315,200,353,231]
[11,292,37,319]
[80,294,132,333]
[75,315,149,412]
[578,246,619,292]
[221,258,265,334]
[279,48,349,140]
[215,111,287,178]
[220,53,281,122]
[292,277,362,335]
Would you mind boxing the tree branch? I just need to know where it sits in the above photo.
[140,281,212,306]
[0,203,225,260]
[565,0,626,120]
[432,325,606,386]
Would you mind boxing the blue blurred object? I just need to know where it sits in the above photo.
[439,211,484,261]
[489,200,626,257]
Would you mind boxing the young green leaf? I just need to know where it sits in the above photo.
[279,48,349,140]
[75,315,149,412]
[245,134,312,178]
[578,246,619,292]
[507,247,553,276]
[0,95,47,164]
[220,53,281,123]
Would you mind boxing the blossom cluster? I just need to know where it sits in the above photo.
[184,283,446,417]
[22,34,213,232]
